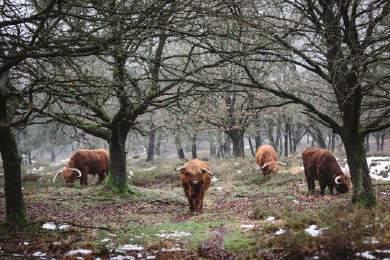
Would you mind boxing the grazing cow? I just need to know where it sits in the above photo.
[255,144,286,176]
[53,149,109,186]
[176,159,214,214]
[302,147,350,195]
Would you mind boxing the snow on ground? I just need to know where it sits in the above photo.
[41,222,70,230]
[275,229,287,235]
[265,216,275,222]
[240,224,255,230]
[340,157,390,182]
[355,251,376,259]
[156,231,191,239]
[118,245,144,251]
[66,249,93,256]
[138,167,157,172]
[305,225,328,237]
[160,247,182,252]
[110,256,135,260]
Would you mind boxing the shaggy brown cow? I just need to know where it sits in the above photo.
[176,159,214,214]
[53,149,109,186]
[255,144,286,176]
[302,147,350,195]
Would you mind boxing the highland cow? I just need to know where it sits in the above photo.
[255,144,286,176]
[176,159,214,214]
[53,149,109,186]
[302,147,350,195]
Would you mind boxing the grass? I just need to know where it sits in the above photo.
[1,157,390,259]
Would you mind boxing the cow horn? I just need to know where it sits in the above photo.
[53,170,63,183]
[175,166,186,172]
[335,176,342,184]
[201,167,214,176]
[69,168,82,177]
[261,162,272,169]
[277,161,287,166]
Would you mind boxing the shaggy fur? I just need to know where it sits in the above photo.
[255,145,279,176]
[60,149,109,186]
[302,147,350,195]
[178,159,212,213]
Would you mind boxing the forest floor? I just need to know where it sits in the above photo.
[0,157,390,259]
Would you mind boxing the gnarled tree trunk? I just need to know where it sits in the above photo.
[107,115,130,193]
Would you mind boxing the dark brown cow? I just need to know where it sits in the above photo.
[302,147,350,195]
[53,149,109,186]
[176,159,214,214]
[255,144,286,176]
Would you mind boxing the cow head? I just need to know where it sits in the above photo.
[334,174,350,193]
[261,161,277,176]
[176,164,214,186]
[53,168,82,184]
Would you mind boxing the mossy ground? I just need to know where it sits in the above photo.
[0,157,389,259]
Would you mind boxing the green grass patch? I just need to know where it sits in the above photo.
[117,220,225,249]
[223,229,256,251]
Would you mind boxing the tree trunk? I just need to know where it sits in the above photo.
[365,134,370,152]
[107,118,130,193]
[284,123,289,157]
[240,136,245,157]
[343,136,376,207]
[146,129,155,162]
[0,127,27,224]
[226,129,244,157]
[0,70,26,224]
[50,149,57,162]
[375,132,380,151]
[209,138,216,157]
[155,133,162,156]
[191,133,197,159]
[248,137,255,157]
[380,131,385,151]
[331,133,336,152]
[174,135,185,160]
[254,135,262,150]
[223,138,231,157]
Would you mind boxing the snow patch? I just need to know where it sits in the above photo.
[101,238,112,243]
[265,216,275,222]
[156,231,191,239]
[110,256,135,260]
[236,170,242,173]
[160,247,182,252]
[355,251,376,259]
[138,167,157,172]
[275,229,286,235]
[41,222,70,230]
[305,225,328,237]
[118,244,144,251]
[66,249,93,256]
[341,157,390,182]
[32,251,46,257]
[216,186,223,191]
[240,224,255,230]
[146,256,156,259]
[363,237,380,244]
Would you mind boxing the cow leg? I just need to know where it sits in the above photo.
[328,183,334,195]
[319,181,326,195]
[97,172,105,185]
[199,191,205,213]
[305,176,315,193]
[189,199,195,212]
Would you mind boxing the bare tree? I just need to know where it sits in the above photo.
[209,0,390,206]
